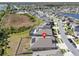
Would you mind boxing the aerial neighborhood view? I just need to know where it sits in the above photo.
[1,2,79,56]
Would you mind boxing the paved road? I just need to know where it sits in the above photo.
[54,16,79,56]
[33,49,62,56]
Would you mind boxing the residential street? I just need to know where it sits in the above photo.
[54,16,79,56]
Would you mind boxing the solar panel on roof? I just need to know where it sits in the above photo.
[32,38,36,43]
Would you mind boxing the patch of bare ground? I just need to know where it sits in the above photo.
[1,14,34,28]
[15,37,32,56]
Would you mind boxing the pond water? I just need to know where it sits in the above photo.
[0,4,7,11]
[62,13,79,19]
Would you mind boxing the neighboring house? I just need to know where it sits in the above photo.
[32,23,52,35]
[75,26,79,37]
[35,29,52,35]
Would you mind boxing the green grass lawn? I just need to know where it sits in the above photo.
[4,31,29,55]
[60,49,66,54]
[74,39,79,44]
[64,23,74,35]
[4,48,12,56]
[66,29,74,35]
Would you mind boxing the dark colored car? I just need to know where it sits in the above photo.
[68,39,77,48]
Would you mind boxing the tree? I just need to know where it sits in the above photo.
[0,28,9,55]
[5,4,11,14]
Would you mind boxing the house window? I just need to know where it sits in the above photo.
[32,38,35,43]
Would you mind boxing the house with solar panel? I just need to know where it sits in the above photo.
[30,23,57,50]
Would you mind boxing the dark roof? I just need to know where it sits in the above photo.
[31,36,56,49]
[75,26,79,32]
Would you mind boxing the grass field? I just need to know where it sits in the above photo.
[74,39,79,44]
[4,31,29,55]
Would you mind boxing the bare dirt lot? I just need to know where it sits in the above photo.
[1,14,34,28]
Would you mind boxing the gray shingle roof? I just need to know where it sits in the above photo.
[31,36,56,50]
